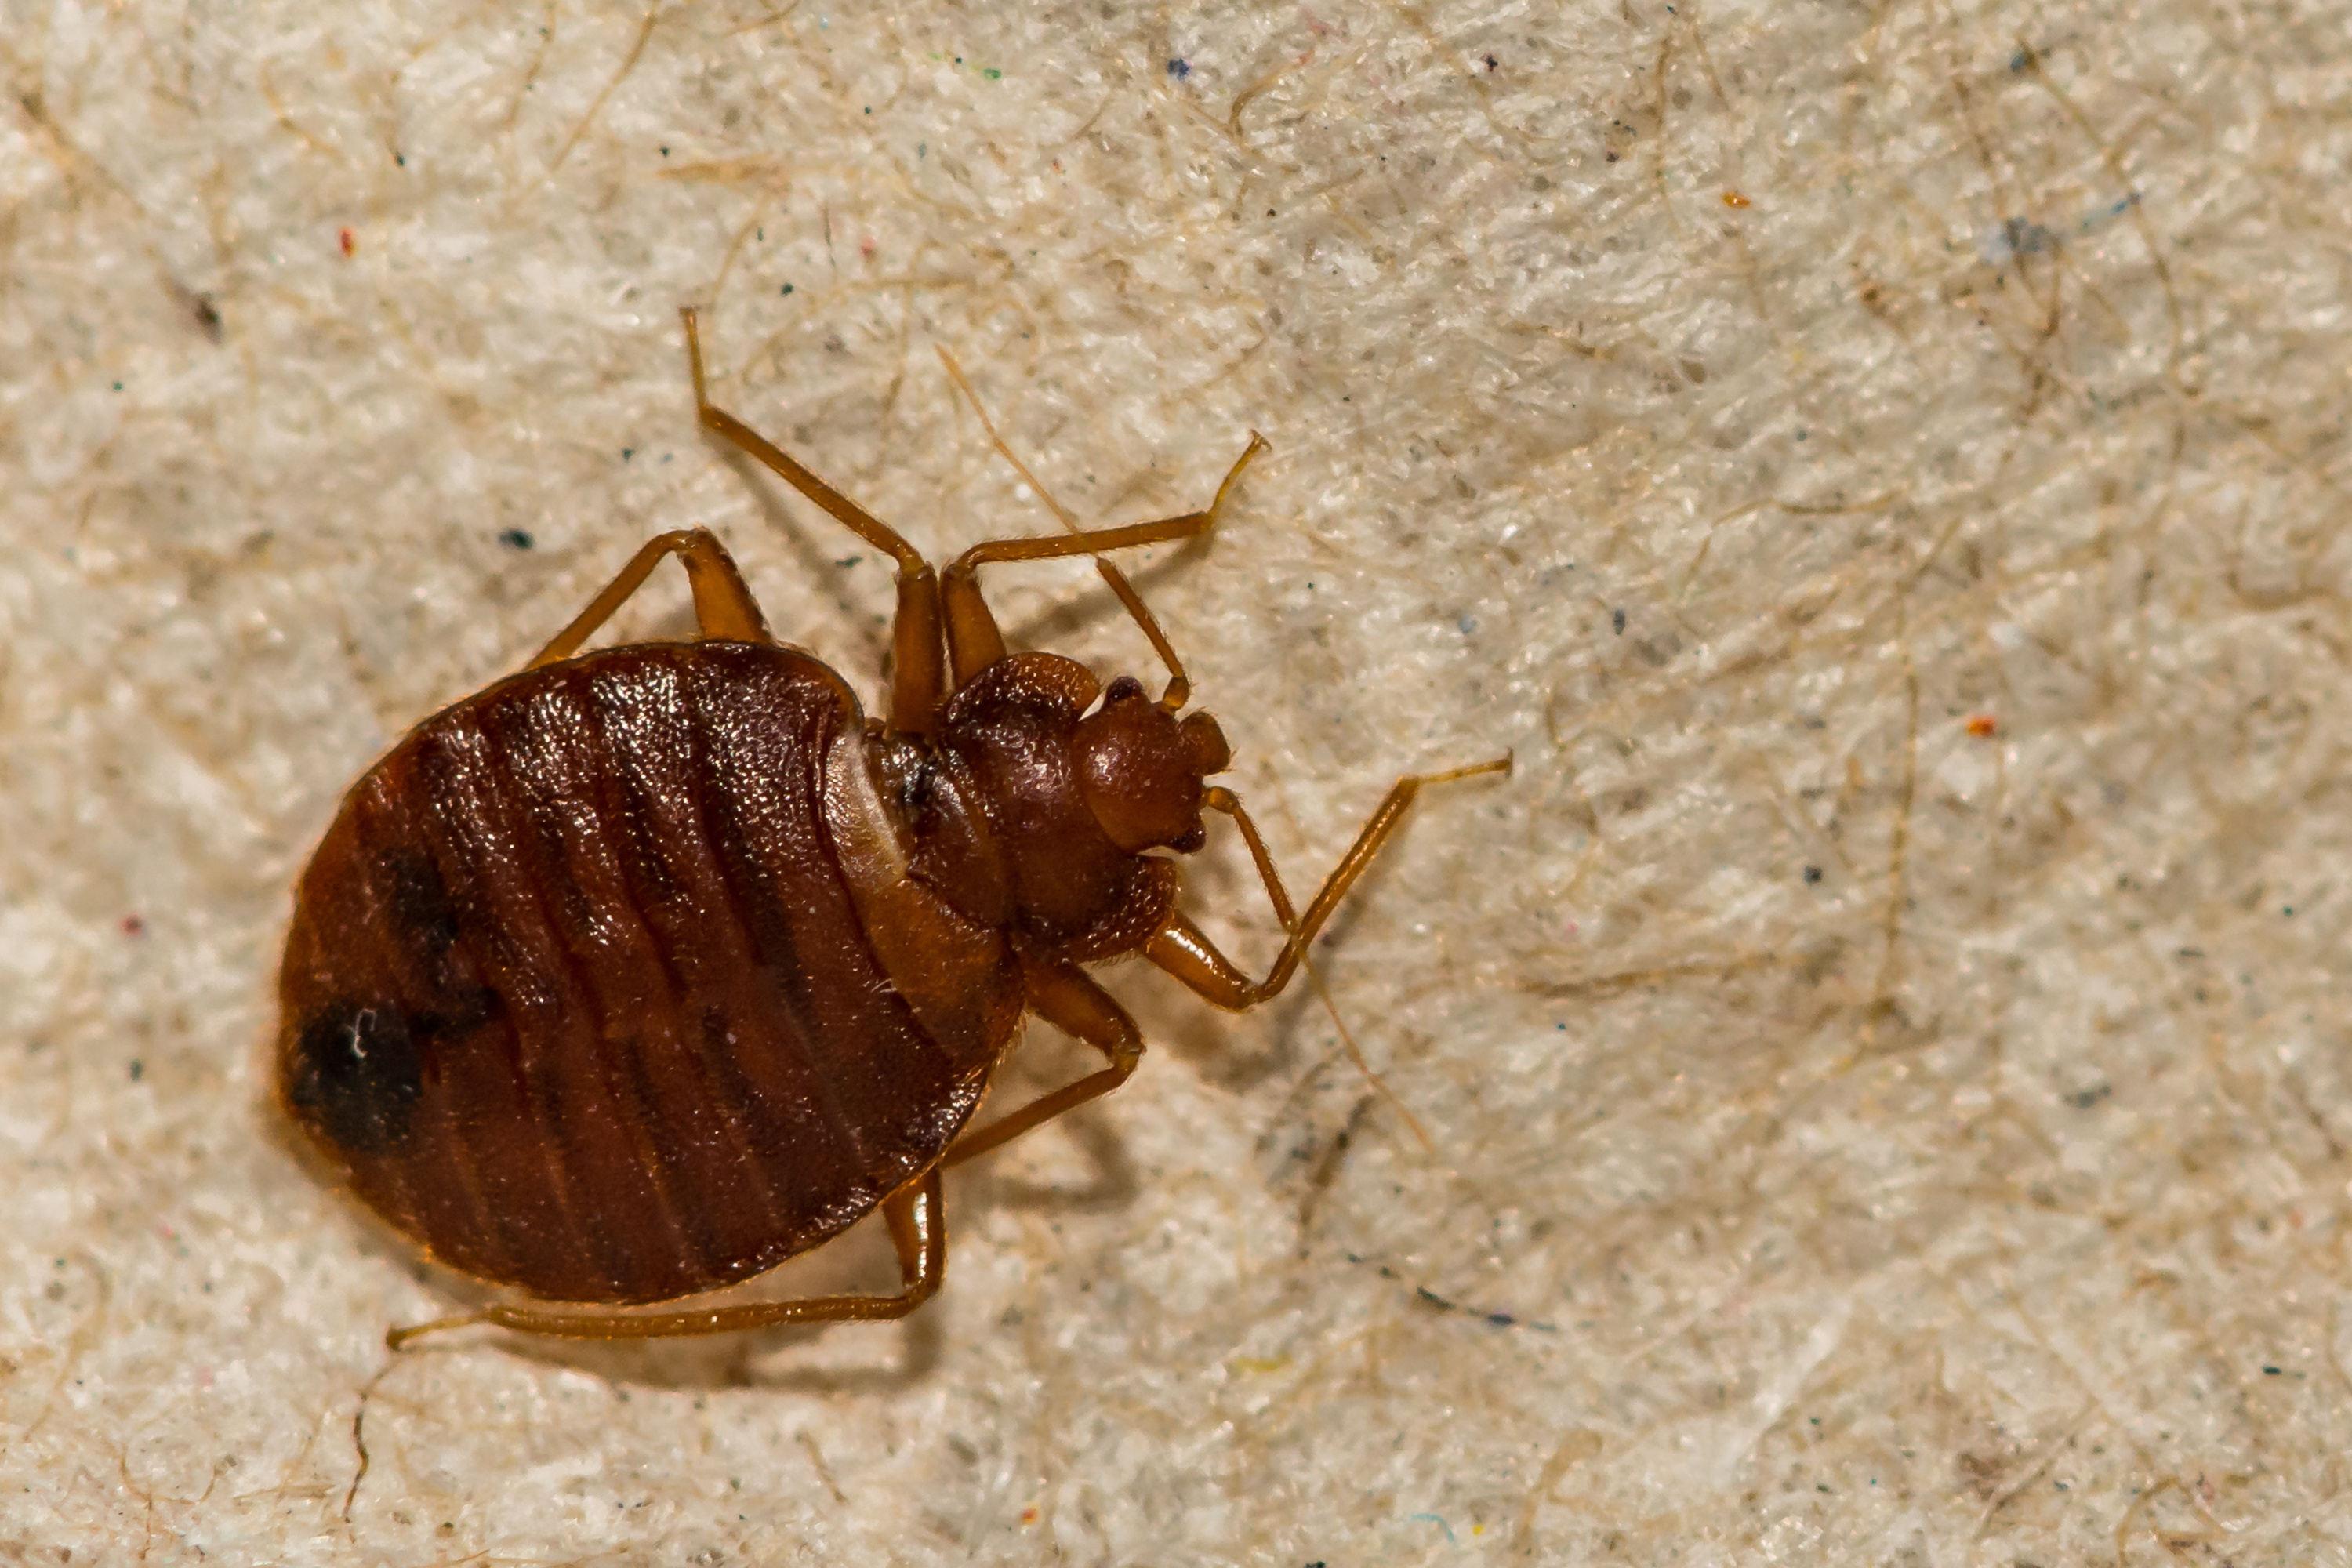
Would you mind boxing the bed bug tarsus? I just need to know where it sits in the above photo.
[279,307,1505,1349]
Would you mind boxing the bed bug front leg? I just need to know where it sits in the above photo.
[927,761,1511,1170]
[385,1171,946,1346]
[937,434,1268,688]
[1145,757,1515,1008]
[934,343,1266,712]
[941,956,1143,1169]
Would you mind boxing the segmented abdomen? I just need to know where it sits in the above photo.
[278,642,991,1305]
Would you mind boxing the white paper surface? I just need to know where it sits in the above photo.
[6,2,2350,1563]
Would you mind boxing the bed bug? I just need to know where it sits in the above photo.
[277,308,1508,1347]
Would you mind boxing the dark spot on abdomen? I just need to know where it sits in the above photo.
[289,1001,427,1155]
[383,849,460,953]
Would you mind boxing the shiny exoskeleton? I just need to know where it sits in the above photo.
[278,309,1506,1345]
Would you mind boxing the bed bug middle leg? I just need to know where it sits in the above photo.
[526,528,771,669]
[682,305,951,733]
[386,1170,946,1346]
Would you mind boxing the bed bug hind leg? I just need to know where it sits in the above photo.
[942,958,1142,1168]
[1145,757,1514,1007]
[681,307,949,733]
[528,528,771,669]
[386,1171,946,1347]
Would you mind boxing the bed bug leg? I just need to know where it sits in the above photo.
[936,343,1266,710]
[1145,756,1515,1007]
[527,528,771,669]
[938,434,1268,688]
[385,1171,946,1346]
[942,958,1143,1168]
[681,307,950,732]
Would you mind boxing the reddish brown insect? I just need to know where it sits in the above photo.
[278,309,1507,1347]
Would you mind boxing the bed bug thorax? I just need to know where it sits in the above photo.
[275,307,1506,1348]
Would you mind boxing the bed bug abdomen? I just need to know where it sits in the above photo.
[278,641,1008,1306]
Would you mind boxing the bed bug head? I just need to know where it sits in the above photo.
[1073,676,1230,854]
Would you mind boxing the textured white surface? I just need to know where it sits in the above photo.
[7,0,2352,1562]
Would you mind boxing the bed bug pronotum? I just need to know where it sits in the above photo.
[277,309,1508,1348]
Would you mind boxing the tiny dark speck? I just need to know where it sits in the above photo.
[659,146,670,156]
[781,283,794,296]
[2264,1365,2282,1375]
[499,528,534,550]
[394,154,406,167]
[1612,608,1627,634]
[194,296,223,341]
[112,382,124,392]
[1484,53,1499,70]
[622,448,634,461]
[1167,57,1190,79]
[835,554,864,568]
[1457,614,1475,633]
[1802,866,1823,884]
[1267,209,1276,217]
[128,1059,143,1082]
